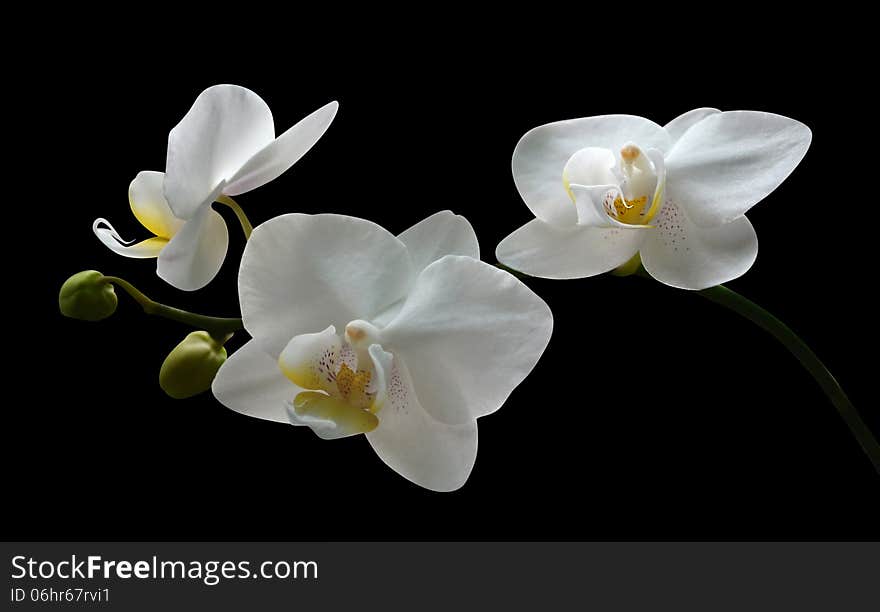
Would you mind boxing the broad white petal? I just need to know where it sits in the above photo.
[665,110,812,227]
[512,115,672,226]
[129,171,184,239]
[164,85,275,219]
[382,255,552,425]
[156,205,229,291]
[212,339,296,423]
[93,218,167,258]
[223,101,339,196]
[496,218,645,279]
[664,107,720,144]
[239,214,413,357]
[397,210,480,277]
[640,201,758,290]
[366,356,477,492]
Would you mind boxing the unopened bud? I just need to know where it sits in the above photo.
[59,270,117,321]
[159,331,228,399]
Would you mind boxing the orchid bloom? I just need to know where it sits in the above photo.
[211,211,553,491]
[496,108,812,289]
[94,85,338,291]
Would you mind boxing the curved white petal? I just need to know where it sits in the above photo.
[512,115,672,226]
[397,210,480,277]
[665,110,812,227]
[382,255,552,425]
[129,171,184,239]
[366,355,477,492]
[562,147,617,187]
[93,218,167,258]
[496,218,645,279]
[640,201,759,290]
[664,107,720,144]
[164,85,275,219]
[212,339,297,423]
[156,205,229,291]
[223,101,339,196]
[239,214,413,357]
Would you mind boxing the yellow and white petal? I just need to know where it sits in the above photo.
[212,339,298,423]
[164,85,275,219]
[93,218,167,258]
[156,205,229,291]
[366,357,477,492]
[382,255,552,426]
[286,392,379,440]
[639,201,758,290]
[223,101,339,196]
[129,171,184,239]
[512,115,672,227]
[665,110,812,227]
[278,326,343,393]
[397,210,480,278]
[569,184,650,228]
[496,217,645,280]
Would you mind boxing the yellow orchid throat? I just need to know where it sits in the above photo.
[564,144,665,227]
[280,345,382,436]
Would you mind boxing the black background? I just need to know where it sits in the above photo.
[8,15,878,540]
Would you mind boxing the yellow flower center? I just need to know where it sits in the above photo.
[606,194,648,225]
[279,327,385,437]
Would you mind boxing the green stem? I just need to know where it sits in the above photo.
[215,195,253,239]
[696,284,880,474]
[104,276,243,341]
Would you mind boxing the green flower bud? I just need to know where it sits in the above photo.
[59,270,118,321]
[159,331,228,399]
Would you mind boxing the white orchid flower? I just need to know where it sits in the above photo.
[212,211,553,491]
[93,84,338,291]
[496,108,812,289]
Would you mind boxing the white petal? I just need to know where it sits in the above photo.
[156,205,229,291]
[382,255,552,425]
[665,110,812,227]
[93,218,167,258]
[639,201,758,290]
[664,107,720,144]
[212,339,297,423]
[164,85,275,219]
[496,218,645,279]
[512,115,672,226]
[239,214,413,357]
[397,210,480,277]
[129,171,184,239]
[366,356,477,492]
[223,101,339,196]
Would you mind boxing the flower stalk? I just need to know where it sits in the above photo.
[215,195,253,239]
[103,276,243,341]
[694,283,880,473]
